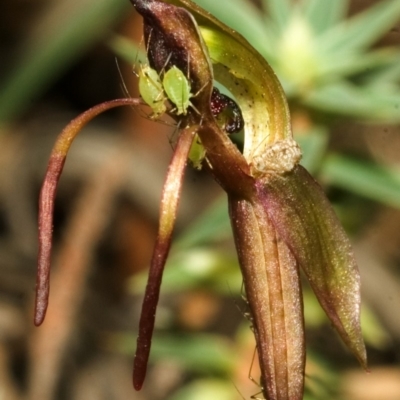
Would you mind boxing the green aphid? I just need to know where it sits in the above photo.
[188,134,206,170]
[138,64,167,118]
[163,65,199,116]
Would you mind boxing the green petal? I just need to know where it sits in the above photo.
[258,165,367,368]
[166,0,292,157]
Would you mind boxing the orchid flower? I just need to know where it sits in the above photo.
[34,0,367,399]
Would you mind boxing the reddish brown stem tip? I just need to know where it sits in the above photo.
[34,154,65,326]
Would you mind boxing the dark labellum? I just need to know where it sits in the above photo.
[210,87,244,134]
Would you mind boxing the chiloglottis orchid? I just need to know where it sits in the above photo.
[34,0,367,399]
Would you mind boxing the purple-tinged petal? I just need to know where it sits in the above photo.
[35,98,141,326]
[229,197,305,400]
[131,0,252,196]
[258,165,367,368]
[133,125,197,390]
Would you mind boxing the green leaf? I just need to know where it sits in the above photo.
[111,333,235,374]
[151,334,235,373]
[174,196,231,249]
[261,165,367,368]
[260,0,293,34]
[360,305,391,349]
[295,125,329,173]
[319,48,399,80]
[366,57,400,86]
[303,0,348,34]
[321,154,400,209]
[169,379,239,400]
[107,34,147,65]
[318,0,400,56]
[304,81,400,122]
[157,249,240,294]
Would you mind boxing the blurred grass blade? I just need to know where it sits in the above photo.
[367,58,400,86]
[151,334,235,373]
[318,0,400,55]
[0,0,129,123]
[174,195,231,249]
[159,249,240,293]
[319,48,399,79]
[112,333,235,374]
[192,0,268,54]
[169,379,238,400]
[295,125,329,173]
[261,0,292,34]
[321,154,400,209]
[303,0,348,33]
[107,35,147,65]
[305,82,400,122]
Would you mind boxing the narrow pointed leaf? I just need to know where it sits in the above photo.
[321,153,400,210]
[318,47,399,78]
[133,125,197,390]
[259,165,367,368]
[260,0,292,34]
[305,81,400,122]
[107,34,147,65]
[303,0,348,34]
[318,0,400,55]
[367,57,400,86]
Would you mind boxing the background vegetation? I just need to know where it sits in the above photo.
[0,0,399,399]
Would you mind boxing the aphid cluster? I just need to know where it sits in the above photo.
[138,61,244,170]
[138,63,200,117]
[138,63,244,135]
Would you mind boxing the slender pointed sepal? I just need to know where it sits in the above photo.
[35,98,142,326]
[133,125,197,390]
[229,197,305,400]
[259,165,367,368]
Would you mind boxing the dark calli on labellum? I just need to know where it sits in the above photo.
[34,0,367,399]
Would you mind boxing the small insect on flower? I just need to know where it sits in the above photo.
[162,65,201,115]
[138,63,201,118]
[138,64,167,119]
